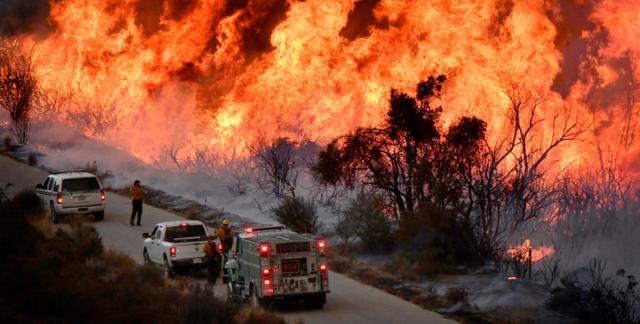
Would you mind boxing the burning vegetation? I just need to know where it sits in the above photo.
[0,0,637,169]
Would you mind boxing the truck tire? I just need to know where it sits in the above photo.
[50,203,59,224]
[163,257,175,278]
[94,211,104,221]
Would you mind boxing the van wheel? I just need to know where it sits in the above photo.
[143,249,151,265]
[163,257,174,278]
[49,204,59,224]
[94,211,104,221]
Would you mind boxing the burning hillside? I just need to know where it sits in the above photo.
[0,0,639,170]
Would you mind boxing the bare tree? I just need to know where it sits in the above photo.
[33,84,74,121]
[458,84,584,259]
[73,100,118,136]
[504,86,583,229]
[0,39,37,144]
[250,135,299,198]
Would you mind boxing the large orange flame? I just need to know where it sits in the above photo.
[10,0,640,168]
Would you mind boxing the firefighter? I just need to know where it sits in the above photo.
[129,180,144,226]
[203,234,222,284]
[216,219,235,255]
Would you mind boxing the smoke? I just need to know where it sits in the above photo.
[339,0,389,41]
[0,0,55,37]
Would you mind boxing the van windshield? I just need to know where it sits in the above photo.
[62,177,100,192]
[165,225,207,243]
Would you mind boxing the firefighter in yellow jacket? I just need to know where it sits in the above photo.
[216,219,235,254]
[130,180,144,226]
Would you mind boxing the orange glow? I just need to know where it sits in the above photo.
[507,239,556,263]
[6,0,638,173]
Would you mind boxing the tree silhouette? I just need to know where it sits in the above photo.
[313,75,487,218]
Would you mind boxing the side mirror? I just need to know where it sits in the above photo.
[36,184,43,189]
[142,233,149,239]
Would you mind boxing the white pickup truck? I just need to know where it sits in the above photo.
[142,220,209,278]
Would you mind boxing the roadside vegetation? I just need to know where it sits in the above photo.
[0,189,283,324]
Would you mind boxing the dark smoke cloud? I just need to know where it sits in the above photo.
[547,0,598,98]
[0,0,55,37]
[340,0,388,41]
[487,0,514,39]
[235,0,291,59]
[134,0,164,37]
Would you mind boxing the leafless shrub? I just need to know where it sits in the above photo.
[462,84,584,259]
[0,38,37,144]
[250,135,299,198]
[537,253,561,288]
[72,100,119,136]
[226,163,251,196]
[553,165,640,252]
[32,84,74,121]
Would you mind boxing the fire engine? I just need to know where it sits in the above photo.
[224,225,329,308]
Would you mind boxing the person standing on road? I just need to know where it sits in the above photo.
[216,218,235,255]
[130,180,144,226]
[203,234,222,285]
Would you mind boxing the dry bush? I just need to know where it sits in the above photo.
[232,307,285,324]
[0,38,37,144]
[250,135,299,198]
[271,196,318,234]
[101,249,137,272]
[339,191,395,252]
[548,260,640,324]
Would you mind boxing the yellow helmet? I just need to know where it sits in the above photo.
[222,218,230,225]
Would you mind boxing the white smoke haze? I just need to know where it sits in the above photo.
[13,120,339,229]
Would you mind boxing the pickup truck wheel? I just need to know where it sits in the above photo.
[143,249,151,265]
[163,258,174,278]
[49,204,59,224]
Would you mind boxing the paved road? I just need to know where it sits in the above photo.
[0,155,456,324]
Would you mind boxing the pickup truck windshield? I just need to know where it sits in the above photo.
[165,225,207,243]
[62,177,100,192]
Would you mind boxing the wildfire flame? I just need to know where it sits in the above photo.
[508,239,555,263]
[5,0,639,168]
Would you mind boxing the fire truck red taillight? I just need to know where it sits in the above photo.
[169,246,176,257]
[56,193,63,204]
[316,239,327,253]
[320,264,329,288]
[100,190,105,201]
[262,268,272,286]
[217,243,222,252]
[259,242,270,257]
